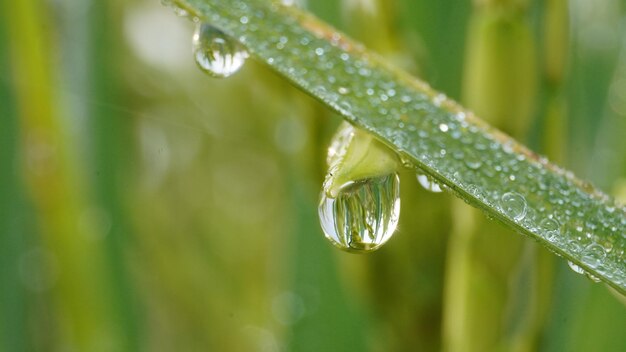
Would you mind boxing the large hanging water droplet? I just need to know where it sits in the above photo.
[416,174,442,193]
[192,23,248,78]
[318,174,400,253]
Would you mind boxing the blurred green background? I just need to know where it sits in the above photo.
[1,0,625,351]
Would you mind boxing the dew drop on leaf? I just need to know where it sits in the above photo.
[582,244,607,268]
[567,260,602,283]
[161,0,188,17]
[416,174,442,193]
[318,174,400,253]
[540,217,561,242]
[192,23,248,78]
[500,192,527,221]
[567,261,585,275]
[464,150,482,170]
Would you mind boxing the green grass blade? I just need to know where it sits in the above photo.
[0,13,29,351]
[168,0,626,293]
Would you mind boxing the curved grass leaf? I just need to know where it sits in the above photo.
[166,0,626,293]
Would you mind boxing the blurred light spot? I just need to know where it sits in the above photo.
[579,23,617,53]
[242,326,280,352]
[282,0,308,6]
[77,206,112,240]
[168,127,203,172]
[123,2,192,70]
[25,131,57,177]
[613,178,626,202]
[609,77,626,115]
[299,284,321,314]
[211,152,280,224]
[572,0,612,24]
[274,117,307,154]
[139,118,171,190]
[19,248,59,292]
[343,0,377,15]
[272,291,305,325]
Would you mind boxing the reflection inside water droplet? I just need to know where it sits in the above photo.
[192,23,248,78]
[416,174,442,193]
[319,174,400,253]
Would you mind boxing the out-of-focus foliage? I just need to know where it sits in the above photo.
[0,1,624,352]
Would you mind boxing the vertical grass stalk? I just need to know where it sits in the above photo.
[443,0,542,351]
[3,0,130,349]
[0,13,29,351]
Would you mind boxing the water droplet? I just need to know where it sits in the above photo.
[567,260,602,283]
[585,272,602,283]
[319,174,400,253]
[540,218,561,241]
[174,7,189,17]
[192,23,248,78]
[567,261,585,275]
[464,151,482,170]
[416,174,442,193]
[272,291,305,325]
[433,93,446,106]
[500,192,527,221]
[582,244,606,268]
[439,123,449,132]
[162,0,189,17]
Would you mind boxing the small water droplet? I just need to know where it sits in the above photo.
[539,218,561,241]
[464,151,482,170]
[399,155,414,169]
[585,272,602,283]
[439,124,449,132]
[192,23,248,78]
[582,244,606,268]
[500,192,527,221]
[174,7,189,17]
[567,261,603,283]
[567,261,585,275]
[162,0,189,17]
[319,174,400,253]
[433,93,446,106]
[416,174,442,193]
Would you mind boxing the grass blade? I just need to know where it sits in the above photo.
[168,0,626,293]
